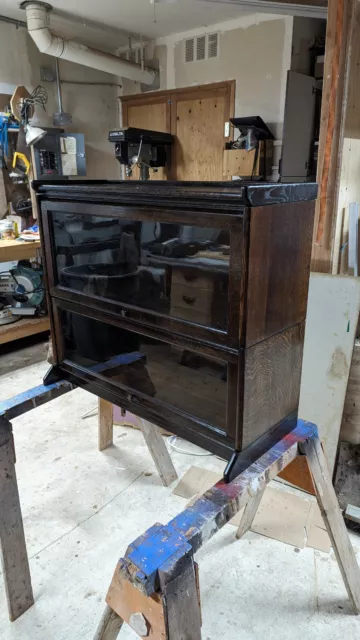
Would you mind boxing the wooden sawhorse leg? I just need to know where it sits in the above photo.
[0,417,34,621]
[236,486,265,539]
[98,399,177,487]
[302,435,360,612]
[94,605,124,640]
[95,420,360,639]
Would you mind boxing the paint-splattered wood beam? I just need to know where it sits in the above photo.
[115,419,316,597]
[0,379,74,421]
[100,419,360,639]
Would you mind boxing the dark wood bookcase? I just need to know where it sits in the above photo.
[35,180,317,463]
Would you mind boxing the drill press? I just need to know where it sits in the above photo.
[108,127,173,180]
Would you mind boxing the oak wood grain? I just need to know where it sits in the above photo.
[246,202,315,346]
[242,323,305,448]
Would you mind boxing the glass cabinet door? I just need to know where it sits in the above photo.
[61,309,228,434]
[50,211,230,332]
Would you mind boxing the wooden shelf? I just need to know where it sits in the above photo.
[0,316,50,345]
[0,239,41,263]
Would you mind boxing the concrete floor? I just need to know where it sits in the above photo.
[1,354,360,639]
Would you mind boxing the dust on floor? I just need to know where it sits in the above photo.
[1,358,360,640]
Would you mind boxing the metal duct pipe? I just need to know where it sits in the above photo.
[21,1,156,85]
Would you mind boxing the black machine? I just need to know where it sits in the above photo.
[108,127,173,180]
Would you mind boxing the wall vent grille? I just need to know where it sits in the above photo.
[184,33,219,63]
[185,38,195,63]
[208,32,219,59]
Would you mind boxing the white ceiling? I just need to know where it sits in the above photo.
[0,0,251,47]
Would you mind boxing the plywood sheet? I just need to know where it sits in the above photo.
[298,273,360,472]
[230,486,310,548]
[173,466,221,500]
[172,94,226,181]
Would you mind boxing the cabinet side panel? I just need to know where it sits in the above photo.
[246,201,314,347]
[242,322,305,448]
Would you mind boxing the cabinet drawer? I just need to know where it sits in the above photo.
[171,283,213,314]
[171,268,217,290]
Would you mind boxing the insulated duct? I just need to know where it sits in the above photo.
[21,1,156,85]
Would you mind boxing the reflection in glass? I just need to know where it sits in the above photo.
[52,213,230,330]
[61,310,227,432]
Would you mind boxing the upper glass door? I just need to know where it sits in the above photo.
[50,211,230,332]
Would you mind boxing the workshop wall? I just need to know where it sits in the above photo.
[155,14,294,140]
[0,22,120,180]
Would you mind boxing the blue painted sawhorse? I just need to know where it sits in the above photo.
[0,377,177,623]
[0,380,74,621]
[94,420,360,640]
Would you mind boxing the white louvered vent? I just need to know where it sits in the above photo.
[196,35,206,61]
[208,32,219,59]
[185,38,195,63]
[184,33,220,63]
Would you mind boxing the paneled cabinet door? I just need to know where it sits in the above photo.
[121,81,235,181]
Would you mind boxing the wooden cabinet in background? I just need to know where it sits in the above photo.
[121,81,235,181]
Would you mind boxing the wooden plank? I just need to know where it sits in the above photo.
[93,605,123,640]
[139,418,178,487]
[0,316,50,345]
[0,239,41,262]
[236,487,265,539]
[297,273,360,473]
[98,398,114,451]
[312,0,353,272]
[303,435,360,614]
[0,418,34,621]
[333,2,360,273]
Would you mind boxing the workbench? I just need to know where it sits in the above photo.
[0,238,50,344]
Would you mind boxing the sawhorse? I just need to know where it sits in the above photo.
[0,380,177,622]
[0,380,73,621]
[95,420,360,640]
[98,399,177,487]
